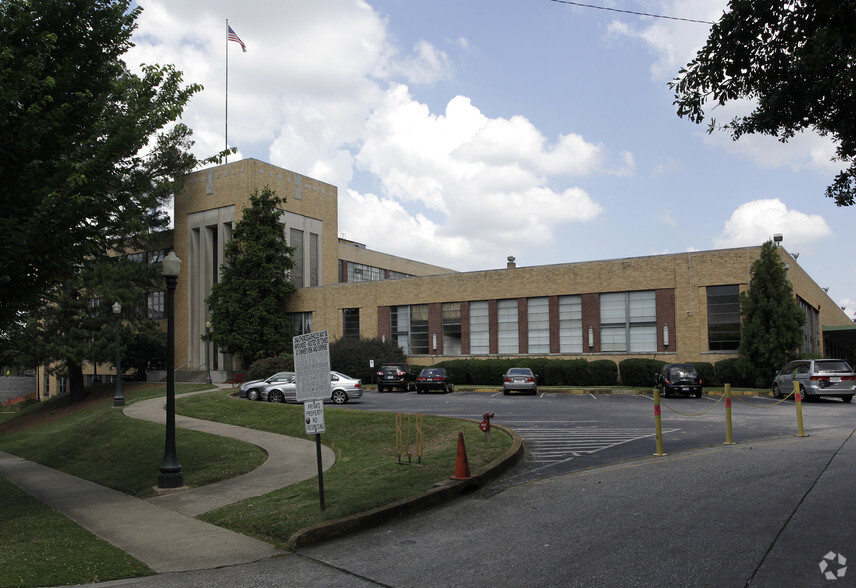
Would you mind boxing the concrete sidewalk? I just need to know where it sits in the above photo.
[0,389,335,574]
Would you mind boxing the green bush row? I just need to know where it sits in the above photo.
[248,349,767,389]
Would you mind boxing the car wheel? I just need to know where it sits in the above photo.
[772,384,782,399]
[247,388,260,401]
[503,389,509,395]
[417,388,423,394]
[378,386,385,393]
[443,383,450,393]
[332,390,348,404]
[842,395,853,403]
[799,388,812,402]
[269,390,284,403]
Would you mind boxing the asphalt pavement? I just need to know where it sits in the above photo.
[1,389,854,587]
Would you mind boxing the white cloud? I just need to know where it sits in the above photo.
[714,199,833,248]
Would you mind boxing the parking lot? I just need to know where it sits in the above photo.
[335,389,855,488]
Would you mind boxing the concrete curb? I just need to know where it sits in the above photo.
[286,423,524,551]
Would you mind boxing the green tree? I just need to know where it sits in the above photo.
[0,0,211,331]
[7,255,166,401]
[206,188,297,368]
[737,241,806,387]
[671,1,856,206]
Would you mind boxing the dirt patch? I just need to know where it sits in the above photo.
[0,382,161,434]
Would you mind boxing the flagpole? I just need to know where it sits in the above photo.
[225,19,229,163]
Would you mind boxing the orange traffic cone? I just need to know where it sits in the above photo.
[450,431,472,480]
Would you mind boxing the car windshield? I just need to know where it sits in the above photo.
[508,368,532,375]
[421,369,444,377]
[815,360,853,374]
[668,366,697,379]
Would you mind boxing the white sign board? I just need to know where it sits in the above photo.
[293,330,331,402]
[304,400,325,434]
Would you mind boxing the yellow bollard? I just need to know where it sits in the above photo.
[724,383,734,445]
[794,381,807,437]
[653,388,666,456]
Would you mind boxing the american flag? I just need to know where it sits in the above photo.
[228,25,246,52]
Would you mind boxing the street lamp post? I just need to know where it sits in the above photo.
[205,321,212,385]
[158,251,184,489]
[112,301,124,407]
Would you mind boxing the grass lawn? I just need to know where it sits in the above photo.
[0,383,512,587]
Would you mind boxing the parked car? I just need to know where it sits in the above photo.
[503,367,538,395]
[376,362,414,392]
[240,371,295,401]
[415,368,454,394]
[655,363,703,398]
[772,359,855,402]
[261,371,363,404]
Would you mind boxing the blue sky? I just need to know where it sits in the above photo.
[129,0,855,319]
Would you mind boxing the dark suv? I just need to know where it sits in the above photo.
[655,363,703,398]
[376,363,414,392]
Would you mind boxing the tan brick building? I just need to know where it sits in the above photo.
[36,159,853,397]
[168,160,854,377]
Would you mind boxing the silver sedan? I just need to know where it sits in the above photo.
[503,367,538,395]
[262,371,363,404]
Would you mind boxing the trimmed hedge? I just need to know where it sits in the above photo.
[426,358,618,387]
[714,357,753,387]
[618,358,667,387]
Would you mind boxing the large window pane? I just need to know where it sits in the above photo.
[559,295,582,353]
[290,228,304,288]
[707,285,740,351]
[410,304,429,354]
[342,308,359,339]
[469,301,489,354]
[527,297,550,353]
[442,302,462,355]
[600,291,656,352]
[498,299,518,354]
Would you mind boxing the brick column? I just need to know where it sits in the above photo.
[518,298,528,354]
[581,293,600,353]
[377,306,390,342]
[656,289,676,352]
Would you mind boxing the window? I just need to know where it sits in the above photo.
[469,301,489,354]
[707,285,740,351]
[290,228,304,287]
[309,233,319,287]
[442,302,462,355]
[342,308,360,339]
[498,299,519,354]
[391,305,429,354]
[289,312,312,336]
[527,298,550,353]
[391,305,411,354]
[126,252,144,263]
[147,292,164,319]
[410,304,429,354]
[558,295,582,352]
[798,297,819,354]
[600,291,656,352]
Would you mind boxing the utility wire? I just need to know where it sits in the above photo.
[547,0,715,25]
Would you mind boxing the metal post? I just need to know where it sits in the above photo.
[724,383,733,445]
[205,321,212,385]
[112,302,124,407]
[794,381,807,438]
[653,387,666,456]
[315,433,325,511]
[158,253,183,488]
